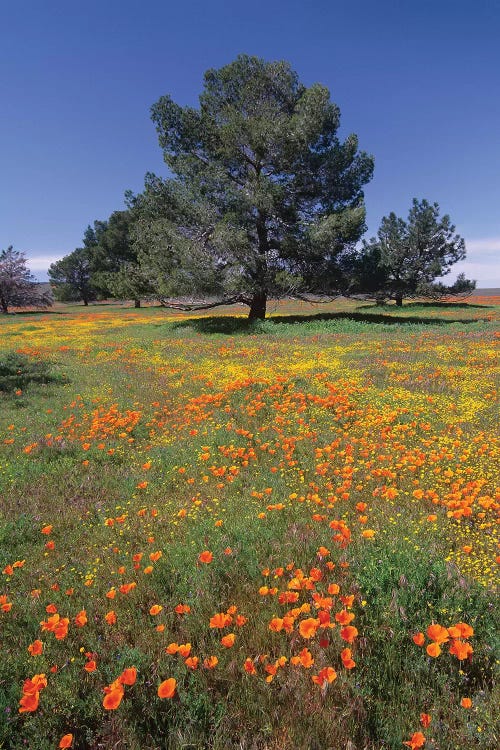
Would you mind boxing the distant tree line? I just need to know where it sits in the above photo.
[20,55,474,317]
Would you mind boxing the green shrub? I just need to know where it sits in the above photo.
[0,352,66,392]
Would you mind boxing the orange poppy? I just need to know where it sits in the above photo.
[426,642,441,658]
[455,622,474,638]
[426,623,449,644]
[449,639,473,660]
[28,640,43,656]
[335,610,355,625]
[0,595,12,612]
[59,734,73,748]
[19,692,40,713]
[412,632,425,646]
[361,529,376,538]
[102,685,124,710]
[461,697,472,709]
[84,660,97,673]
[340,594,355,608]
[209,612,232,629]
[221,633,235,648]
[119,667,137,685]
[291,648,312,668]
[74,610,87,627]
[149,605,163,616]
[269,617,284,632]
[420,714,431,728]
[119,582,136,594]
[340,625,358,643]
[298,617,320,639]
[312,666,337,685]
[403,731,426,749]
[22,673,47,695]
[203,656,218,669]
[198,550,213,564]
[244,658,257,674]
[158,678,176,699]
[341,648,356,669]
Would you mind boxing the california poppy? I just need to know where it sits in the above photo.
[19,691,40,713]
[102,683,124,710]
[119,667,137,685]
[404,731,426,749]
[203,656,218,669]
[426,623,449,644]
[198,550,213,564]
[244,658,256,674]
[209,612,232,629]
[298,617,320,639]
[158,678,176,699]
[340,625,358,643]
[28,640,43,656]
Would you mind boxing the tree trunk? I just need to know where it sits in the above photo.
[83,299,89,306]
[248,291,267,320]
[134,299,141,308]
[395,294,403,307]
[0,297,8,314]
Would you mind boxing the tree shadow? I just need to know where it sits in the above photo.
[173,309,490,335]
[4,309,67,317]
[361,300,493,310]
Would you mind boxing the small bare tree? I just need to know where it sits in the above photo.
[0,246,53,313]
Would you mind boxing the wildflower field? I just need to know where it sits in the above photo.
[0,298,498,750]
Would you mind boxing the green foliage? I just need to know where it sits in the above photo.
[48,247,98,305]
[350,199,475,305]
[137,54,374,318]
[0,351,65,392]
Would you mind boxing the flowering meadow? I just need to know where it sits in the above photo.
[0,298,498,749]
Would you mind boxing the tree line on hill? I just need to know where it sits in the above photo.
[3,55,474,316]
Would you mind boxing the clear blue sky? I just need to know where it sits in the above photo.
[1,0,499,285]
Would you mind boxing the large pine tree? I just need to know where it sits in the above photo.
[139,55,374,319]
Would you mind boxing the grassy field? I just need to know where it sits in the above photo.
[0,297,498,750]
